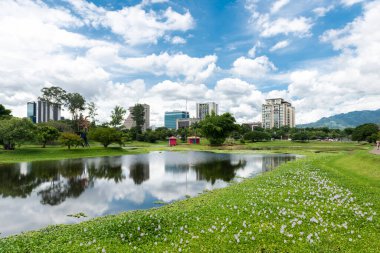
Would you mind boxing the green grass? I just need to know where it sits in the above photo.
[0,140,369,164]
[0,149,379,252]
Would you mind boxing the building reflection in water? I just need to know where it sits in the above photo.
[262,155,294,172]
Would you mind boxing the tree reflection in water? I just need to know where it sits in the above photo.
[193,157,247,185]
[87,157,125,183]
[0,157,125,205]
[129,161,150,185]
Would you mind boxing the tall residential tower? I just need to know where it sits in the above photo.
[262,98,295,129]
[196,102,218,120]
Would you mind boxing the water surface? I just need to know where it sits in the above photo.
[0,151,299,237]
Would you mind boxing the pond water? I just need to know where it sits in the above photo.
[0,151,300,237]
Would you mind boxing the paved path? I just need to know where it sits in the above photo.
[370,147,380,155]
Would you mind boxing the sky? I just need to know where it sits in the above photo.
[0,0,379,127]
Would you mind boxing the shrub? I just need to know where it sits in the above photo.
[88,127,122,148]
[59,132,83,149]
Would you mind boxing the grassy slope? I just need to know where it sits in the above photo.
[0,150,378,252]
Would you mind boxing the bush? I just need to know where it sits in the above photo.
[36,125,60,148]
[243,131,271,142]
[88,127,122,148]
[59,132,83,149]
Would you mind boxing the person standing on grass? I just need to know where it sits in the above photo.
[377,140,380,150]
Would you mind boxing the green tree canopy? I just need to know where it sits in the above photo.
[88,127,122,148]
[0,118,36,150]
[0,104,12,119]
[59,132,83,149]
[36,125,60,148]
[244,131,271,142]
[291,131,310,142]
[352,123,379,142]
[131,104,145,134]
[87,102,98,125]
[199,112,238,146]
[39,86,67,104]
[66,93,86,120]
[110,106,126,127]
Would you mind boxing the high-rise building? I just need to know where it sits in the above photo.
[164,111,189,129]
[262,98,295,129]
[124,104,150,131]
[36,100,61,123]
[27,102,37,123]
[196,102,218,120]
[176,118,200,130]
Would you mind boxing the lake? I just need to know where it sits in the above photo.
[0,151,300,237]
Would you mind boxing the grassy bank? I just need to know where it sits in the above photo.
[0,140,369,164]
[0,150,378,252]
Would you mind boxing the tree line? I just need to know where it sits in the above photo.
[0,86,379,149]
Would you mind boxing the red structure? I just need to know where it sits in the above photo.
[169,136,177,146]
[187,136,200,144]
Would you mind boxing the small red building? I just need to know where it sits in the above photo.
[169,136,177,146]
[188,136,200,144]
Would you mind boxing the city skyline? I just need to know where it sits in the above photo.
[1,0,380,126]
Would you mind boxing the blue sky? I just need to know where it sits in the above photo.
[0,0,379,126]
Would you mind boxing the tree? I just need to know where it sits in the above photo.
[244,131,271,142]
[87,102,98,125]
[199,112,238,146]
[36,125,60,148]
[39,86,67,105]
[0,118,35,150]
[65,93,86,120]
[59,132,83,149]
[291,131,310,142]
[88,127,122,148]
[352,123,379,142]
[131,104,145,134]
[0,104,12,119]
[110,106,126,127]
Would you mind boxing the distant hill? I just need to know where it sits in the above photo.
[298,109,380,129]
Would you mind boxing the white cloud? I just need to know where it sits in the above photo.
[340,0,366,6]
[270,40,290,51]
[271,0,290,14]
[313,5,334,17]
[120,53,217,83]
[246,0,314,38]
[288,0,380,123]
[231,56,277,79]
[67,0,194,45]
[171,36,187,44]
[260,17,313,37]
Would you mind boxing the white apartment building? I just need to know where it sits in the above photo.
[124,104,150,131]
[262,98,295,129]
[196,102,218,120]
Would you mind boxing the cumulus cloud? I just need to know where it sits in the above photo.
[313,5,334,17]
[270,0,290,14]
[120,53,217,83]
[67,0,194,45]
[259,16,313,37]
[171,36,187,44]
[270,40,290,51]
[246,0,313,38]
[340,0,366,6]
[288,0,380,123]
[231,56,277,79]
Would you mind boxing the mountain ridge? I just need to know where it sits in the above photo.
[297,109,380,129]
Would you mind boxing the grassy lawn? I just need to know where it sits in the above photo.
[0,140,369,164]
[0,145,378,252]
